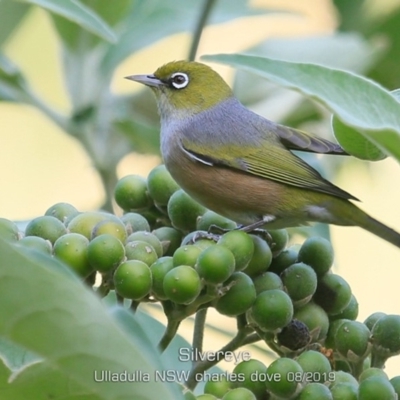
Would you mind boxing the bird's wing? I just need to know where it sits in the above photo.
[272,123,347,155]
[181,136,357,201]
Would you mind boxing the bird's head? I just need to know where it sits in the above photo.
[126,60,233,120]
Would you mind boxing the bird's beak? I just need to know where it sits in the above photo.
[125,74,164,88]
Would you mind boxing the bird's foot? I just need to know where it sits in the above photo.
[238,227,273,245]
[189,230,221,244]
[237,215,276,245]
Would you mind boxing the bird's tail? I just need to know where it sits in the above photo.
[359,213,400,248]
[336,201,400,248]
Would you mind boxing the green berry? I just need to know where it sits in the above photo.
[163,265,202,304]
[217,230,254,271]
[331,371,359,387]
[269,246,298,274]
[281,262,317,306]
[268,229,289,256]
[18,236,52,254]
[359,368,388,382]
[193,238,216,251]
[371,314,400,356]
[152,226,182,256]
[91,219,127,243]
[297,382,333,399]
[68,211,119,240]
[296,350,331,383]
[120,212,150,233]
[243,235,272,277]
[127,231,163,257]
[87,234,125,273]
[147,164,180,206]
[358,376,396,400]
[364,312,386,331]
[330,294,358,321]
[222,388,256,400]
[330,382,358,400]
[0,218,20,241]
[150,256,175,300]
[253,271,283,294]
[250,289,293,332]
[325,318,349,349]
[125,240,158,266]
[215,272,256,316]
[389,376,400,398]
[196,210,237,231]
[294,302,329,342]
[298,236,334,277]
[197,395,218,400]
[196,245,235,284]
[335,320,371,360]
[53,233,92,277]
[265,358,303,398]
[114,175,152,211]
[167,189,206,232]
[204,375,231,398]
[25,215,67,244]
[232,359,267,400]
[173,245,202,267]
[114,260,152,300]
[44,202,78,223]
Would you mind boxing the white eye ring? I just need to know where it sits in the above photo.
[170,72,189,89]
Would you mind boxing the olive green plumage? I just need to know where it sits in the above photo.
[126,61,400,248]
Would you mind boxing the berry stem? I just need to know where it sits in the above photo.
[192,308,208,364]
[158,318,181,352]
[185,325,249,390]
[187,0,217,61]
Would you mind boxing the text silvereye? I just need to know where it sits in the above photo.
[126,61,400,248]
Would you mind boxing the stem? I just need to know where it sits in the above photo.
[350,359,366,379]
[187,0,217,61]
[97,166,118,212]
[370,351,388,369]
[185,326,249,390]
[85,270,97,287]
[130,301,139,312]
[158,318,181,352]
[192,308,208,366]
[116,293,124,304]
[96,281,110,298]
[241,332,262,346]
[24,87,69,131]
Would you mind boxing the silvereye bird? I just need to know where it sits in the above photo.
[126,61,400,248]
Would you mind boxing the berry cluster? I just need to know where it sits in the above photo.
[1,164,400,400]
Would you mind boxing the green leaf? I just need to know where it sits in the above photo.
[0,1,31,46]
[18,0,117,43]
[80,0,132,27]
[332,117,386,161]
[0,338,41,372]
[202,53,400,162]
[233,33,385,106]
[0,358,98,400]
[367,5,400,89]
[0,239,183,400]
[333,0,367,32]
[332,88,400,161]
[101,0,272,76]
[0,52,29,102]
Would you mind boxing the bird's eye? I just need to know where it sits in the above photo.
[170,72,189,89]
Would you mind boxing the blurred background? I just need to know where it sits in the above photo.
[1,0,400,376]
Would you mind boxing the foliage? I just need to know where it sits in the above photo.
[1,0,400,398]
